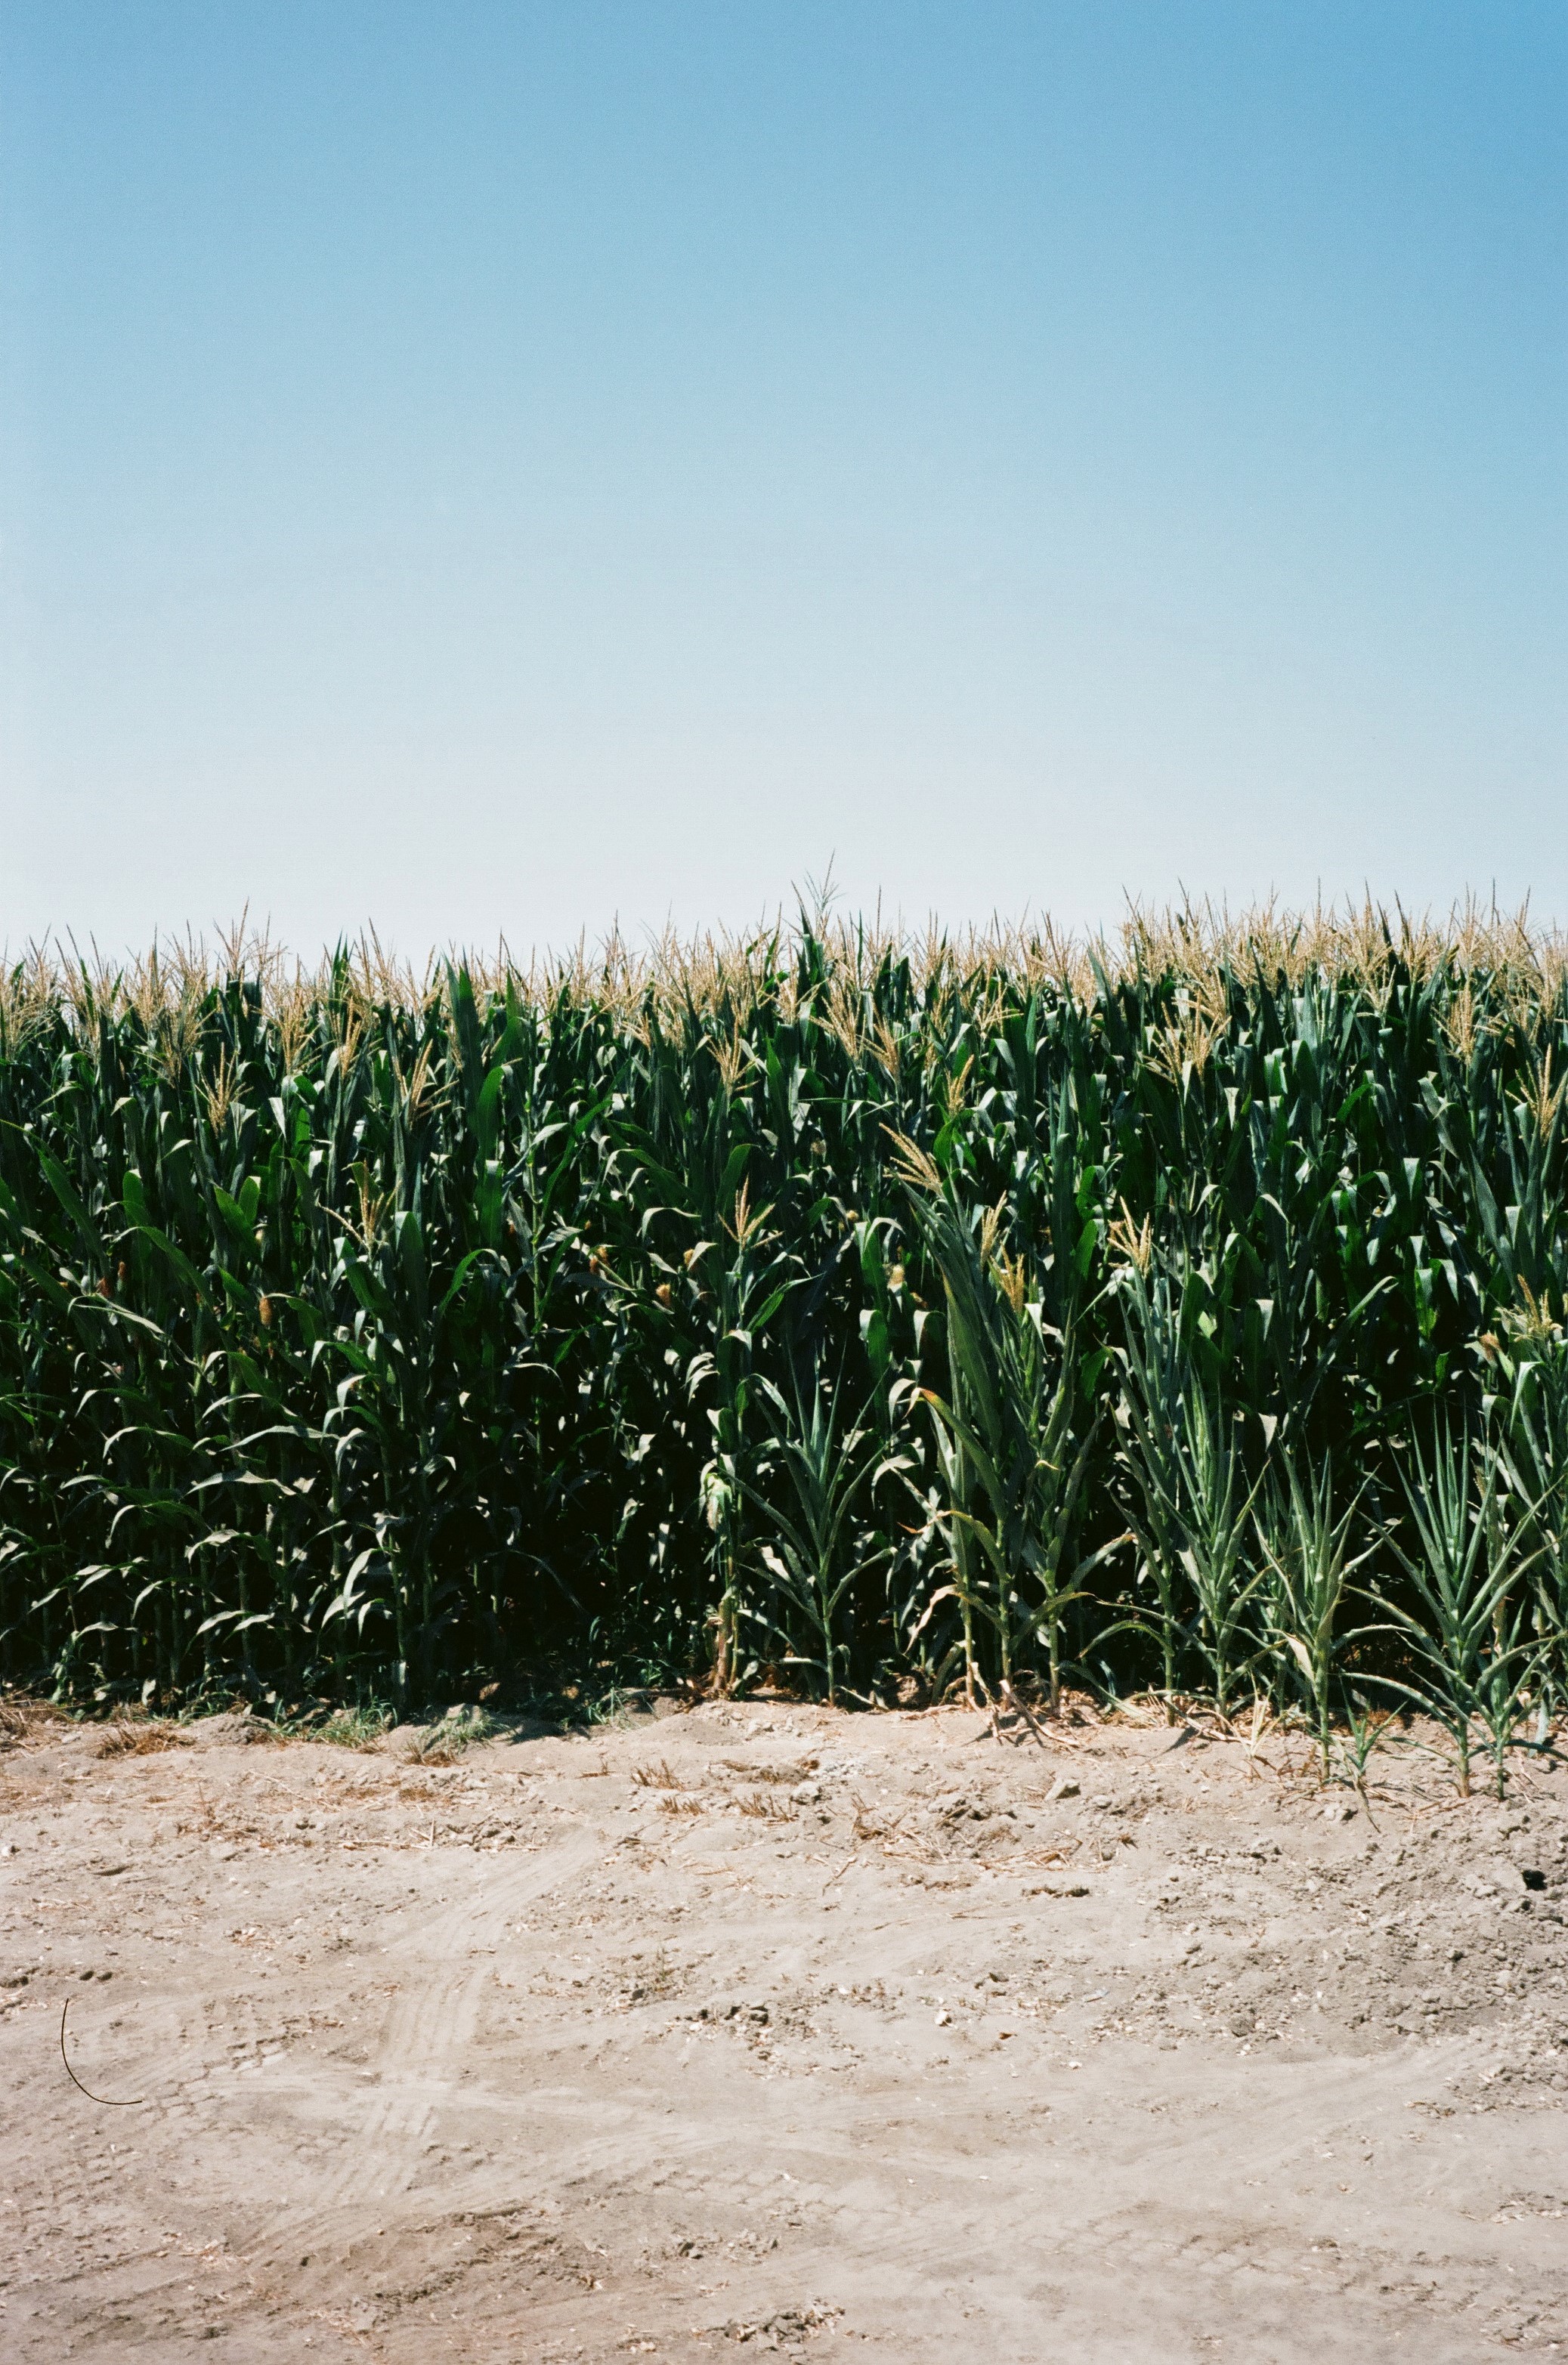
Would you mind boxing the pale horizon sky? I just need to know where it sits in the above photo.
[2,2,1564,963]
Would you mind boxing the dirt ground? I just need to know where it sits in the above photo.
[3,1695,1567,2363]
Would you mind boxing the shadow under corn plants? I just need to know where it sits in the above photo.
[0,902,1565,1783]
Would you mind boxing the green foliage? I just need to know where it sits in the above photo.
[1255,1450,1375,1776]
[0,905,1564,1781]
[740,1362,902,1703]
[1366,1417,1545,1795]
[1115,1262,1270,1719]
[898,1157,1118,1708]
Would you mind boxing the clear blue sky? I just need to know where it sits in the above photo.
[2,2,1563,958]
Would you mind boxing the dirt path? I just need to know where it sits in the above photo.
[3,1699,1567,2361]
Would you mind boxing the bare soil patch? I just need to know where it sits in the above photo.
[3,1699,1567,2360]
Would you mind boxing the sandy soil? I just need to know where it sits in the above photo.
[3,1695,1567,2363]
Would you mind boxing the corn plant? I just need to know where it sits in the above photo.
[739,1363,903,1702]
[1172,1388,1267,1720]
[686,1183,795,1693]
[1110,1263,1189,1706]
[895,1151,1121,1707]
[1255,1450,1375,1778]
[1,902,1566,1724]
[1366,1418,1545,1796]
[1491,1323,1568,1721]
[1114,1260,1269,1717]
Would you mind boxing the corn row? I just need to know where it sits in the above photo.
[0,906,1563,1785]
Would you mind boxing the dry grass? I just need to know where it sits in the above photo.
[631,1759,686,1791]
[0,1694,69,1752]
[402,1707,498,1765]
[403,1730,470,1767]
[736,1789,793,1822]
[96,1719,190,1758]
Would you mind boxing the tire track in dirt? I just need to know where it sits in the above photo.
[255,1826,599,2247]
[11,1708,1568,2362]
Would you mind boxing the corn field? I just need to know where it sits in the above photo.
[2,903,1566,1788]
